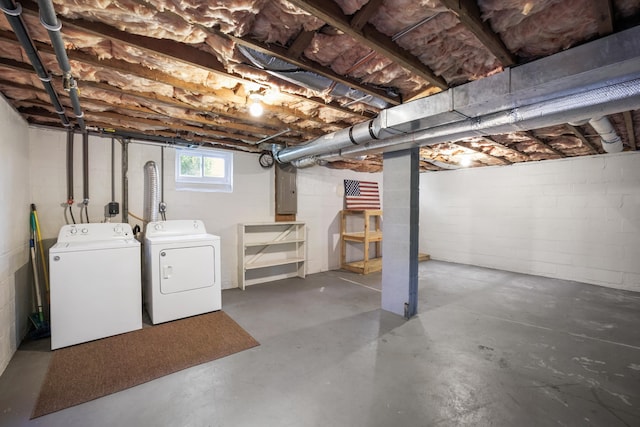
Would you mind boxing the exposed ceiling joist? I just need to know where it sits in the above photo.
[483,136,532,161]
[440,0,516,66]
[565,124,599,154]
[47,95,271,145]
[525,133,567,158]
[287,29,316,59]
[350,0,384,31]
[78,79,323,138]
[454,141,512,165]
[0,30,242,102]
[623,111,637,150]
[83,109,259,146]
[0,56,35,74]
[88,123,262,153]
[593,0,614,35]
[287,0,448,89]
[19,1,369,119]
[0,44,321,136]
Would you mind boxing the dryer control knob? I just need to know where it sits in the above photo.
[114,225,122,234]
[81,228,88,234]
[70,227,77,234]
[155,223,163,230]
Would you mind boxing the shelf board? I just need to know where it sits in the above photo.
[342,257,383,274]
[342,209,382,215]
[341,231,383,242]
[244,257,306,270]
[244,239,305,248]
[341,254,430,275]
[243,221,305,227]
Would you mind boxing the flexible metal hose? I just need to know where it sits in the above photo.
[143,161,159,225]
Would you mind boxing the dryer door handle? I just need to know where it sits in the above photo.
[163,265,173,279]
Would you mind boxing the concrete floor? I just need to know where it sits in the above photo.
[0,260,639,426]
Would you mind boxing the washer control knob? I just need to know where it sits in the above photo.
[114,225,122,234]
[81,228,88,234]
[70,227,77,234]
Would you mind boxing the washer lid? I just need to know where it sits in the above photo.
[51,238,140,253]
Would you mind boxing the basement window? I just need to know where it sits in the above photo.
[175,148,233,192]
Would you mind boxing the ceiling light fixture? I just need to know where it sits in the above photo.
[460,156,472,167]
[248,92,264,117]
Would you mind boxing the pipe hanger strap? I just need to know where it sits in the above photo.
[0,2,22,16]
[40,13,61,31]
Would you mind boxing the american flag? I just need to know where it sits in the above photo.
[344,179,380,210]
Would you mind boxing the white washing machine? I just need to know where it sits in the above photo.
[144,220,221,324]
[49,223,142,350]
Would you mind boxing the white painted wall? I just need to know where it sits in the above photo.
[297,166,382,273]
[27,128,381,289]
[420,153,640,291]
[0,96,30,375]
[28,129,274,289]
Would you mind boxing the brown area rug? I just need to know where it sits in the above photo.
[32,311,259,418]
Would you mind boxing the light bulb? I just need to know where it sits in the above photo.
[249,101,263,117]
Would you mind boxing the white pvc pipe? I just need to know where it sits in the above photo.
[589,117,624,153]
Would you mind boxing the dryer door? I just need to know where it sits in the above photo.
[159,245,215,294]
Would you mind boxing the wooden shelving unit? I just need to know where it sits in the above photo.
[340,209,382,274]
[339,210,431,274]
[238,222,305,289]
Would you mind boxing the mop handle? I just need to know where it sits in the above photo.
[31,204,50,293]
[30,236,43,321]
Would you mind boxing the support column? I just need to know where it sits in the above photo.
[381,147,419,318]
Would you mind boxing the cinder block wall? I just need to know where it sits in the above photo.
[420,152,640,292]
[28,127,274,290]
[297,167,382,273]
[0,96,30,375]
[28,127,383,288]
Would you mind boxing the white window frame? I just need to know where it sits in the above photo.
[175,148,233,193]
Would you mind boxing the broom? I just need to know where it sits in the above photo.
[28,208,50,338]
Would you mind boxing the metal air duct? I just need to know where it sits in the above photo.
[330,78,640,159]
[239,46,390,111]
[275,26,640,165]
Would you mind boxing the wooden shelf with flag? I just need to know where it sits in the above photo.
[339,179,430,274]
[341,179,383,274]
[340,209,383,274]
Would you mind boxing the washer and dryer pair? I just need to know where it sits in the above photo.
[49,220,221,350]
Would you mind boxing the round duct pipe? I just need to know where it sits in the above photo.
[275,119,378,163]
[329,78,640,160]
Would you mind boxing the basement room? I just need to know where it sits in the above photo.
[0,0,639,425]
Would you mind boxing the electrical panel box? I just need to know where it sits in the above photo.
[276,163,297,215]
[105,202,119,217]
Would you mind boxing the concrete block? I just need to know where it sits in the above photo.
[622,272,640,292]
[420,153,640,290]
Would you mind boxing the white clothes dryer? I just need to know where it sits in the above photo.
[49,223,142,350]
[144,220,221,324]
